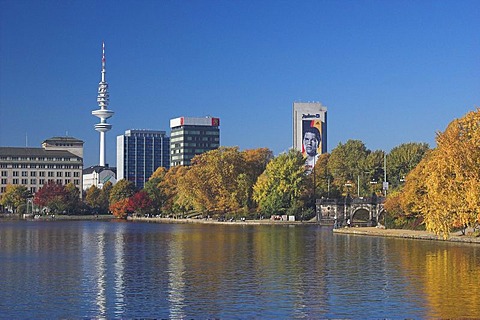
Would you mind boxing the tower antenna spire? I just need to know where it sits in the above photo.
[92,41,114,167]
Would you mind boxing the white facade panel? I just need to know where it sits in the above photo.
[116,135,124,181]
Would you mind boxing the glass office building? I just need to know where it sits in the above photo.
[116,130,170,189]
[170,116,220,166]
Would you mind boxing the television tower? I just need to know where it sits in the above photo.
[92,41,114,167]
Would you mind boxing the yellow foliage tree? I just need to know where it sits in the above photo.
[401,109,480,238]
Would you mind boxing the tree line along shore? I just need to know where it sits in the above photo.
[2,109,480,240]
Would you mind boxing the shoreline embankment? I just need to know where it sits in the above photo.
[127,216,323,225]
[4,214,479,244]
[333,226,480,244]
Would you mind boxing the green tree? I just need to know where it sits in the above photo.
[64,183,81,214]
[241,148,274,209]
[0,185,30,213]
[144,168,168,214]
[109,179,136,204]
[387,142,430,191]
[253,149,306,217]
[328,139,370,196]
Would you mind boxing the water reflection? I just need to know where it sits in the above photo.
[113,228,125,317]
[167,231,186,319]
[1,221,479,319]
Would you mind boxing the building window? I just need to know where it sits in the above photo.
[30,172,36,177]
[21,179,28,184]
[1,178,7,185]
[65,179,71,184]
[56,179,62,184]
[48,172,54,177]
[39,172,45,177]
[22,171,28,177]
[39,179,45,185]
[13,171,19,177]
[74,179,80,185]
[56,172,62,177]
[13,179,19,184]
[74,172,79,177]
[30,179,36,184]
[1,171,7,177]
[65,172,71,177]
[30,187,36,193]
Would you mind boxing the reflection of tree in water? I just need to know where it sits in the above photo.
[394,240,480,318]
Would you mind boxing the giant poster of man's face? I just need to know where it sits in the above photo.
[301,119,323,173]
[302,120,322,158]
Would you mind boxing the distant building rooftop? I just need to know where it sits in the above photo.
[0,147,80,158]
[170,116,220,128]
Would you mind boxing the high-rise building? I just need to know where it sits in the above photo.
[0,137,84,197]
[170,116,220,166]
[116,130,170,189]
[293,102,327,171]
[91,42,114,167]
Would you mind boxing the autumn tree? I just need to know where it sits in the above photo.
[160,165,193,215]
[239,148,274,209]
[0,185,30,213]
[102,181,113,209]
[128,191,154,215]
[110,198,130,219]
[399,109,480,238]
[109,179,136,218]
[253,149,306,216]
[109,179,136,204]
[85,185,109,214]
[34,182,69,214]
[143,167,168,214]
[185,147,247,214]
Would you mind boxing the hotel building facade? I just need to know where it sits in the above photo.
[170,116,220,167]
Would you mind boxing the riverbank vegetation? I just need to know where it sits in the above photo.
[385,109,480,238]
[2,110,479,239]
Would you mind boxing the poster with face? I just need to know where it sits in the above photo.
[293,102,327,173]
[302,118,323,170]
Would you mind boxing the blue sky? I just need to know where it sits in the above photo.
[1,0,479,167]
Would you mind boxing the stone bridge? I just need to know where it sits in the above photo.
[316,197,385,227]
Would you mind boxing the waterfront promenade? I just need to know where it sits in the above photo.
[334,226,480,244]
[127,216,319,225]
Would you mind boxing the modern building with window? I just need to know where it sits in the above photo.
[170,116,220,167]
[116,129,170,189]
[0,137,84,197]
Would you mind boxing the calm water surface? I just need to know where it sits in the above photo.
[1,220,479,319]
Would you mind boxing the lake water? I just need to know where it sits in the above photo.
[0,220,479,319]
